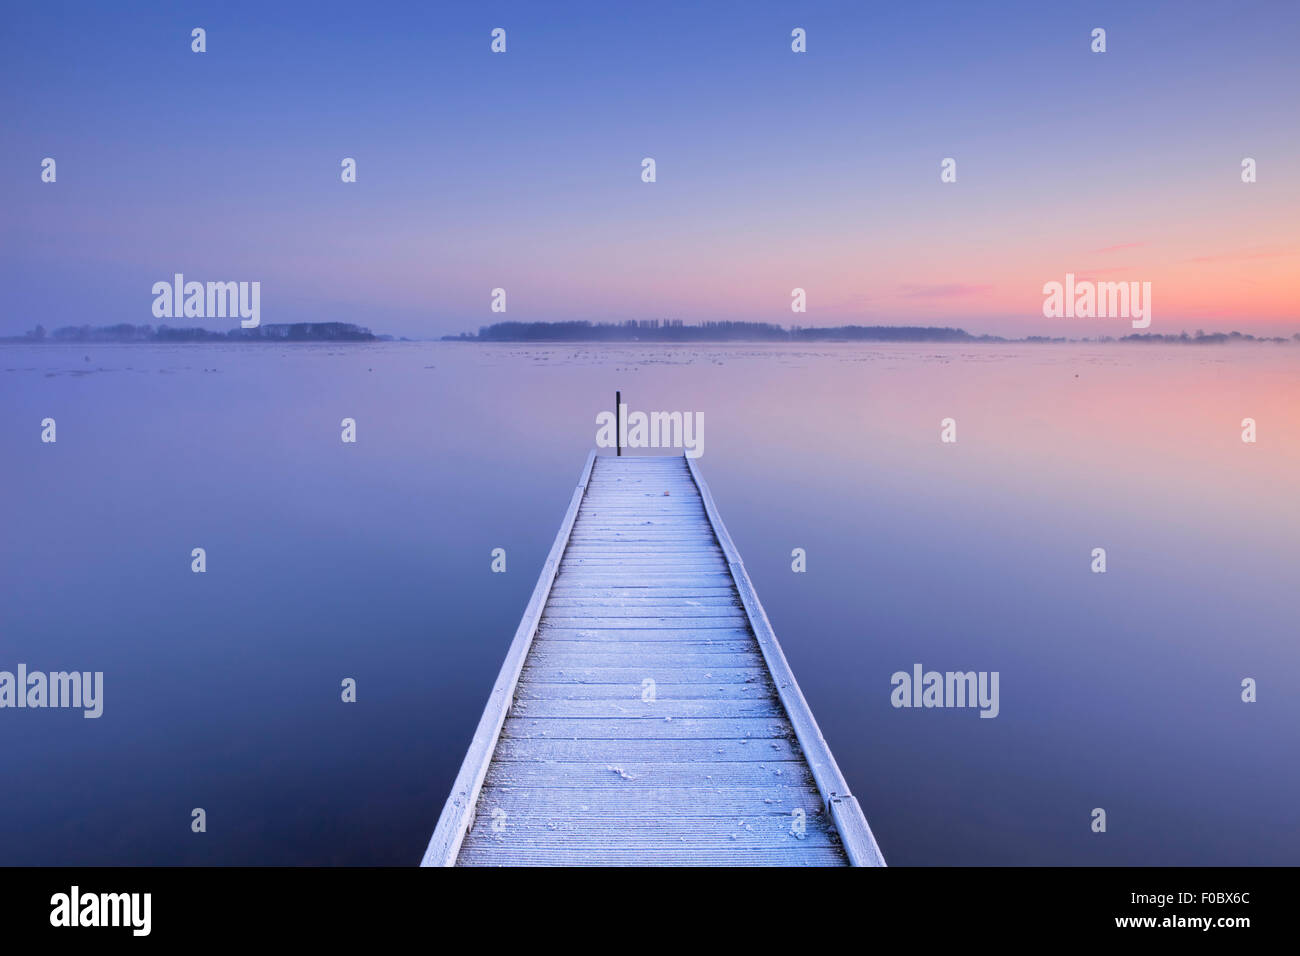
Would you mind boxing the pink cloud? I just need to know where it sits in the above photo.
[1183,247,1297,264]
[898,283,994,299]
[1088,242,1148,254]
[1071,266,1145,280]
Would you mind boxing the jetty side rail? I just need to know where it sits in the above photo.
[420,450,597,866]
[685,455,887,867]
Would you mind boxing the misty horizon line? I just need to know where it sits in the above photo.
[447,319,1300,345]
[4,319,1299,347]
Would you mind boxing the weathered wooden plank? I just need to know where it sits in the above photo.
[461,820,842,849]
[560,555,726,563]
[574,507,703,512]
[500,716,795,739]
[574,519,706,523]
[507,698,782,719]
[526,650,763,668]
[558,564,730,573]
[529,651,757,668]
[540,610,743,620]
[542,614,718,628]
[519,665,771,684]
[465,786,823,813]
[539,617,749,630]
[548,574,738,586]
[584,484,699,490]
[533,635,755,649]
[482,760,813,788]
[577,507,704,511]
[570,522,710,530]
[457,847,847,867]
[559,548,722,556]
[544,598,741,609]
[546,586,740,598]
[570,512,708,518]
[585,478,696,484]
[512,681,776,701]
[575,516,707,522]
[565,534,716,541]
[493,737,801,762]
[561,546,722,553]
[463,806,830,826]
[574,517,707,523]
[535,632,753,644]
[562,549,719,556]
[573,510,703,515]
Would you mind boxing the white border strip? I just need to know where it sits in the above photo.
[687,455,886,867]
[420,450,597,866]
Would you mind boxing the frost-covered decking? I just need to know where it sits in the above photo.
[422,453,884,866]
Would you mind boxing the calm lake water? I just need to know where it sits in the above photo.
[2,341,1297,865]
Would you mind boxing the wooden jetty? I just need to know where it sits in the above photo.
[422,452,885,866]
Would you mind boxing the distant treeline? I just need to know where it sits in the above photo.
[447,320,1299,344]
[447,320,985,343]
[10,323,381,343]
[1120,330,1297,344]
